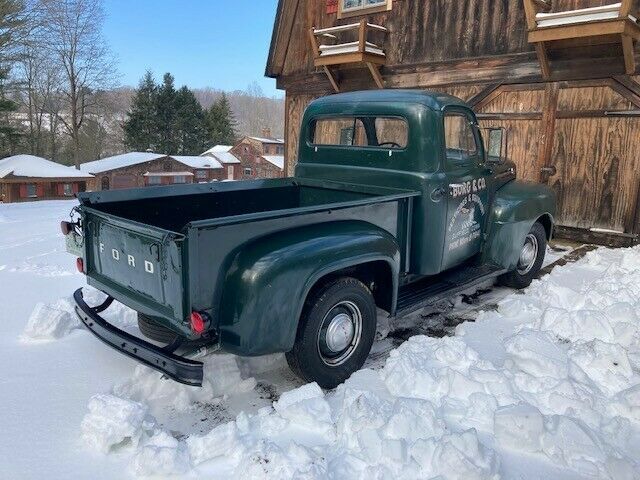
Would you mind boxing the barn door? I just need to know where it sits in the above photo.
[549,80,640,233]
[471,79,640,235]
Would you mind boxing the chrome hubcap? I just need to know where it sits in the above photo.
[325,313,355,352]
[318,301,362,366]
[517,233,539,274]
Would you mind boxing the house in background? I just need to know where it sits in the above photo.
[80,152,227,191]
[0,155,93,203]
[201,145,242,180]
[266,0,640,246]
[230,131,286,179]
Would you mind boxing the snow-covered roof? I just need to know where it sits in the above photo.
[248,136,284,144]
[80,152,167,174]
[172,156,223,170]
[201,145,232,156]
[262,155,284,170]
[0,155,93,179]
[209,151,241,164]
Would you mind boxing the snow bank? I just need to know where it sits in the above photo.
[80,245,640,478]
[21,288,137,342]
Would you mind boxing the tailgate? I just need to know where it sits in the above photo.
[82,207,187,323]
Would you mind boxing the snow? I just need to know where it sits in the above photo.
[201,145,233,155]
[206,151,241,164]
[80,152,167,174]
[0,154,93,179]
[172,155,223,170]
[1,199,640,479]
[248,136,284,144]
[262,155,285,170]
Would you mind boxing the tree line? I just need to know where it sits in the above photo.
[0,0,284,167]
[123,71,237,155]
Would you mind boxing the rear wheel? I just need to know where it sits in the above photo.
[286,277,376,389]
[137,313,178,344]
[498,221,547,289]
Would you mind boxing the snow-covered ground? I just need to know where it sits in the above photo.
[1,200,639,479]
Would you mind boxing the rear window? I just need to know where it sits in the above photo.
[311,116,408,149]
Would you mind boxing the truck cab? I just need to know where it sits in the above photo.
[66,90,555,389]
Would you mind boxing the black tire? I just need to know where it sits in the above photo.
[137,313,178,344]
[286,277,377,389]
[498,221,547,289]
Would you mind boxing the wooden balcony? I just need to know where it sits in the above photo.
[309,20,388,92]
[524,0,640,79]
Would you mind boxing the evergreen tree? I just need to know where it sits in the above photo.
[174,85,207,155]
[155,72,178,154]
[0,0,27,156]
[206,92,236,146]
[123,70,158,151]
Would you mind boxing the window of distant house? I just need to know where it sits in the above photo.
[173,175,187,184]
[276,145,284,154]
[101,176,110,190]
[244,167,253,176]
[338,0,392,18]
[26,184,37,197]
[147,176,161,185]
[63,183,73,196]
[195,170,208,181]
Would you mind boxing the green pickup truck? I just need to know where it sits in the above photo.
[63,90,555,389]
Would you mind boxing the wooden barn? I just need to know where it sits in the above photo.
[266,0,640,246]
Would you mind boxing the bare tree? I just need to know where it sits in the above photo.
[39,0,117,168]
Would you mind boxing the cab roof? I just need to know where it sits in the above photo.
[307,89,468,112]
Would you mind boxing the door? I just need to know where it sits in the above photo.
[441,109,492,271]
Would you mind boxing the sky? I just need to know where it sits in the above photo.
[103,0,281,97]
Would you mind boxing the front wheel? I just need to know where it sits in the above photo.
[498,221,547,289]
[286,277,377,389]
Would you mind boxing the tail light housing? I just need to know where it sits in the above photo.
[190,311,210,335]
[61,221,74,235]
[76,257,84,273]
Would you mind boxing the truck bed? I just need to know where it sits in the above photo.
[80,178,399,232]
[77,178,419,333]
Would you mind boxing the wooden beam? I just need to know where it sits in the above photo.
[467,83,502,108]
[323,66,340,92]
[614,75,640,98]
[621,35,637,74]
[528,19,628,43]
[366,62,384,89]
[610,77,640,109]
[472,85,504,111]
[476,112,543,120]
[537,82,559,183]
[535,43,551,79]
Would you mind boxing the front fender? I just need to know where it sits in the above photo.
[483,181,556,270]
[218,221,400,356]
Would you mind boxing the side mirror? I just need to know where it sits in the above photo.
[481,127,508,165]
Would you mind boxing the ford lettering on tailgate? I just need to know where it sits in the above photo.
[88,216,185,321]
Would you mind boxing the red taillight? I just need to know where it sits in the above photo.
[76,257,84,273]
[190,311,206,334]
[61,221,73,235]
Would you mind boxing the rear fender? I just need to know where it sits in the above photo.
[483,181,556,270]
[218,221,400,356]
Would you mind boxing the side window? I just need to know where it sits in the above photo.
[444,113,479,163]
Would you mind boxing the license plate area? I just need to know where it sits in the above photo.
[65,233,83,257]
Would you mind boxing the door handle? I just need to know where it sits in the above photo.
[430,186,447,202]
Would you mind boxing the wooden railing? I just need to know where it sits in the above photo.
[309,20,388,92]
[523,0,640,78]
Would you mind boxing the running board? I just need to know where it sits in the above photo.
[395,264,507,318]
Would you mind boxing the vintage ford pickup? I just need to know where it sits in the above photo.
[63,90,555,388]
